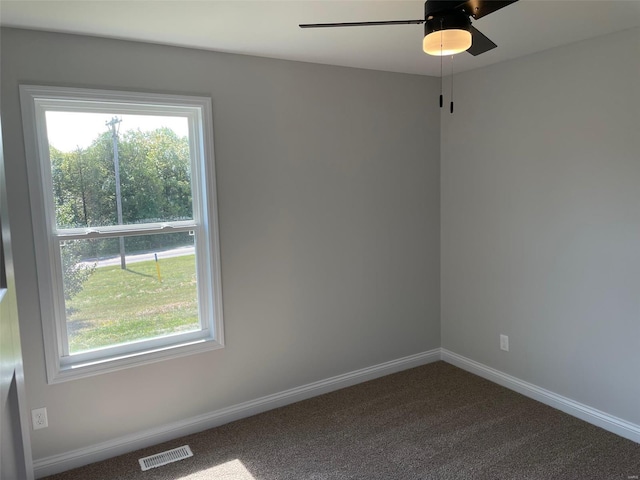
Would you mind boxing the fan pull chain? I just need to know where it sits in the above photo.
[439,23,444,108]
[450,55,454,114]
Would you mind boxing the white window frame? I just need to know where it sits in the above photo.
[20,85,224,383]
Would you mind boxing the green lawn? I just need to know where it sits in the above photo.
[66,254,199,354]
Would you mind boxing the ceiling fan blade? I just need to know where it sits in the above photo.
[299,19,424,29]
[462,0,519,20]
[466,26,497,56]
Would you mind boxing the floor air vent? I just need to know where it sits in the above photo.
[139,445,193,471]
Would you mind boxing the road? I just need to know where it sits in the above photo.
[81,245,195,268]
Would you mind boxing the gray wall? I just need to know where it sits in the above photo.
[0,28,441,460]
[441,27,640,425]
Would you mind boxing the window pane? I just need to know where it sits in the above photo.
[61,231,199,354]
[46,111,193,229]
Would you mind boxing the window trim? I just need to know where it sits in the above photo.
[20,85,224,383]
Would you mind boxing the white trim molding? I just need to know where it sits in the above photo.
[19,85,224,384]
[33,349,441,478]
[441,349,640,445]
[34,347,640,478]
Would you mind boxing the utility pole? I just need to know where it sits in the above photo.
[75,147,88,226]
[106,117,126,270]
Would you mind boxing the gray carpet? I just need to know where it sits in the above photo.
[44,362,640,479]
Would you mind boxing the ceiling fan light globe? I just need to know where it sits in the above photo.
[423,29,472,56]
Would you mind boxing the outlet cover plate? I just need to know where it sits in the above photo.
[500,334,509,352]
[32,407,48,430]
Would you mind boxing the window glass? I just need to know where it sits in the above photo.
[61,233,199,355]
[46,112,194,229]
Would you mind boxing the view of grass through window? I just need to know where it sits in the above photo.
[47,111,201,354]
[66,251,199,354]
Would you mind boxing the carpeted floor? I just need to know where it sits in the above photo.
[44,362,640,479]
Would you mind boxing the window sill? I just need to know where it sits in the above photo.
[49,337,224,384]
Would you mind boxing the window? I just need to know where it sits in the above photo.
[20,86,224,383]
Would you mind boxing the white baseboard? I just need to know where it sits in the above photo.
[33,349,440,478]
[35,347,640,478]
[441,348,640,445]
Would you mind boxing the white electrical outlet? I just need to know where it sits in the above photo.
[500,334,509,352]
[32,407,48,430]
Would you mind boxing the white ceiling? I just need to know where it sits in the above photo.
[1,0,639,77]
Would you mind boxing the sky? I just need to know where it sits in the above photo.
[45,111,190,153]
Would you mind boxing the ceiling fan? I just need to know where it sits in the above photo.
[300,1,519,112]
[299,0,519,57]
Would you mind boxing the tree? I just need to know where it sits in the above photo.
[118,128,192,223]
[61,243,95,302]
[50,126,194,259]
